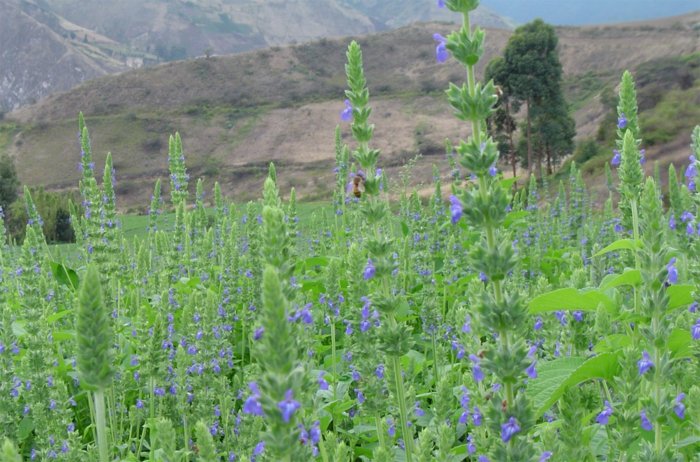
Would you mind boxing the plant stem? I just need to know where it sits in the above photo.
[391,353,414,462]
[94,389,109,462]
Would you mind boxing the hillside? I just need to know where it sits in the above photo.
[0,0,512,111]
[3,12,700,208]
[0,0,162,112]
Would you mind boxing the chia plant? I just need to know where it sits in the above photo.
[436,0,539,460]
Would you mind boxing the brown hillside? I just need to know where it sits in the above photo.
[4,13,700,208]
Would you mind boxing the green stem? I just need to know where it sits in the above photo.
[375,414,386,449]
[331,321,338,403]
[652,316,662,455]
[391,354,414,462]
[631,199,641,312]
[94,389,109,462]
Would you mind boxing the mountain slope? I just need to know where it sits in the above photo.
[3,13,699,207]
[0,0,511,111]
[41,0,513,57]
[0,0,127,112]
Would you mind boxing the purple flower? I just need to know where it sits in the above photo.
[375,364,385,379]
[340,99,353,122]
[667,257,678,284]
[253,327,264,340]
[251,441,265,462]
[449,195,463,224]
[573,311,583,322]
[638,351,654,375]
[437,0,445,7]
[692,319,700,340]
[501,416,521,443]
[526,361,537,379]
[489,164,498,177]
[433,33,449,63]
[669,214,676,230]
[539,452,553,462]
[686,159,697,179]
[534,317,543,330]
[469,354,484,382]
[478,457,490,462]
[414,401,425,417]
[278,389,301,423]
[472,406,483,426]
[674,393,686,419]
[467,434,476,454]
[596,400,613,425]
[617,113,627,129]
[640,409,653,431]
[387,417,395,437]
[243,383,264,417]
[363,259,376,280]
[611,149,621,167]
[318,371,329,390]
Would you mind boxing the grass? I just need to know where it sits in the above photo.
[641,85,700,146]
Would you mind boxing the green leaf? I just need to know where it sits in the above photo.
[599,269,641,290]
[675,436,700,449]
[503,210,528,228]
[527,353,619,417]
[17,416,34,440]
[528,288,615,314]
[593,239,642,257]
[52,330,75,342]
[668,328,693,359]
[667,285,694,311]
[400,221,409,237]
[46,309,72,324]
[593,334,633,354]
[49,261,80,290]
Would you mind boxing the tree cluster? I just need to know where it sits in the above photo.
[486,19,575,179]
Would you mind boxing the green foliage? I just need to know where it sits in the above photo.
[0,154,19,212]
[494,19,573,174]
[6,187,77,244]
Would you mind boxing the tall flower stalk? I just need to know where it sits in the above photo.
[76,265,114,462]
[342,40,416,460]
[438,0,536,459]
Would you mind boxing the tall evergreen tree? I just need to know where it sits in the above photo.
[493,19,572,178]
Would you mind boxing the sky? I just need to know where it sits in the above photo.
[480,0,700,25]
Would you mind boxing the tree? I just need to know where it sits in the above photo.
[497,19,567,178]
[0,154,19,213]
[485,56,520,178]
[531,93,576,174]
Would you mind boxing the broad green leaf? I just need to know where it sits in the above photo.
[593,239,642,257]
[52,330,75,342]
[504,210,528,228]
[18,416,34,440]
[46,309,72,324]
[303,256,330,268]
[11,321,26,337]
[528,288,615,314]
[527,353,619,417]
[49,261,80,290]
[593,334,633,354]
[668,328,693,359]
[599,269,641,290]
[667,285,695,311]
